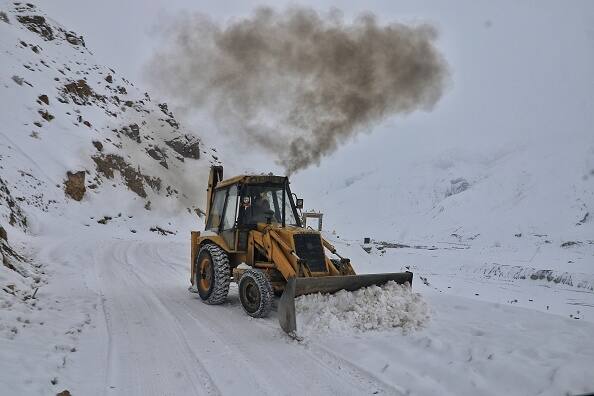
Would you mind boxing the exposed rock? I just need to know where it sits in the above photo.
[0,225,6,241]
[92,154,161,198]
[446,178,470,197]
[146,146,168,168]
[64,171,86,201]
[163,117,179,129]
[16,15,54,40]
[62,79,104,105]
[0,229,26,272]
[97,216,112,225]
[39,109,54,121]
[0,177,27,230]
[165,185,178,197]
[120,124,140,143]
[65,31,85,46]
[104,74,113,83]
[83,120,91,127]
[150,226,176,236]
[561,241,581,248]
[56,390,71,396]
[166,135,200,160]
[0,11,9,23]
[577,212,590,225]
[158,102,172,116]
[38,94,49,105]
[12,75,24,86]
[92,141,103,152]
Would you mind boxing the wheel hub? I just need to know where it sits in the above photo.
[242,279,261,313]
[199,257,211,291]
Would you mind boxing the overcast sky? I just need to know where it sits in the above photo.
[39,1,594,186]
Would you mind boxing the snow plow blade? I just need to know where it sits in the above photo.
[278,272,413,335]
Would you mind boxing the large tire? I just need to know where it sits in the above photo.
[239,269,273,318]
[195,244,230,305]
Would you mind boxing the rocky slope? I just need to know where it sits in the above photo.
[0,1,217,346]
[0,3,219,228]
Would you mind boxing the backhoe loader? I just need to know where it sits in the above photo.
[189,166,413,334]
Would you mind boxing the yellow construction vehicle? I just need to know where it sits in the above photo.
[190,166,413,334]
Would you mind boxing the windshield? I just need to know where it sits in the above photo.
[240,184,299,226]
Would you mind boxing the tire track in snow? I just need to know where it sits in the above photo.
[147,240,403,395]
[124,242,289,395]
[43,236,403,395]
[90,239,221,396]
[109,239,392,395]
[302,343,405,395]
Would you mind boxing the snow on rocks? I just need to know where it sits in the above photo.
[295,281,429,337]
[0,2,220,226]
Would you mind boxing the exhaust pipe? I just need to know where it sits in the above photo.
[278,272,413,335]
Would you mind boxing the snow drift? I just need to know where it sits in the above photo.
[295,281,429,337]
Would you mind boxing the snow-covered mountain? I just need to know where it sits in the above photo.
[297,134,594,255]
[1,3,593,396]
[0,3,219,232]
[1,6,219,391]
[293,129,594,315]
[0,1,220,302]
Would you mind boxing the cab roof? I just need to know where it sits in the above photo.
[215,174,287,190]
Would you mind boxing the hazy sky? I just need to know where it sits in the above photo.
[38,1,594,183]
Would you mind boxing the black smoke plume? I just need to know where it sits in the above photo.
[149,7,449,174]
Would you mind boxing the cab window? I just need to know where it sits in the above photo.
[240,184,299,226]
[206,189,226,231]
[222,185,238,230]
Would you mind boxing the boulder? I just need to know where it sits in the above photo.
[64,171,86,201]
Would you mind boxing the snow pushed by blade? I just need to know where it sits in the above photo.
[296,281,429,337]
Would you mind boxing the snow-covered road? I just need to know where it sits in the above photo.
[40,234,402,395]
[7,232,593,395]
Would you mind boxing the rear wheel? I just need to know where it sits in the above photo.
[239,269,273,318]
[195,244,230,305]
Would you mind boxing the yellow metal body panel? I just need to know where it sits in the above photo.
[189,222,353,289]
[191,166,355,290]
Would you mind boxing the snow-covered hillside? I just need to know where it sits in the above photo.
[0,4,219,393]
[298,137,594,246]
[1,2,593,396]
[0,3,219,230]
[292,131,594,338]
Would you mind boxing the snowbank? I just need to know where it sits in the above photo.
[295,281,429,337]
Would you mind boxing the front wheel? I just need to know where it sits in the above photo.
[195,244,230,305]
[239,269,273,318]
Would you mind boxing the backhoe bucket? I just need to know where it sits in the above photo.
[278,272,413,335]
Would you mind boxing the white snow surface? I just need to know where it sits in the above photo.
[2,231,592,396]
[296,282,429,336]
[0,2,593,396]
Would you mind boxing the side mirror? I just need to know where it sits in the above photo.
[295,198,304,209]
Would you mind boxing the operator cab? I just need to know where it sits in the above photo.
[205,175,303,251]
